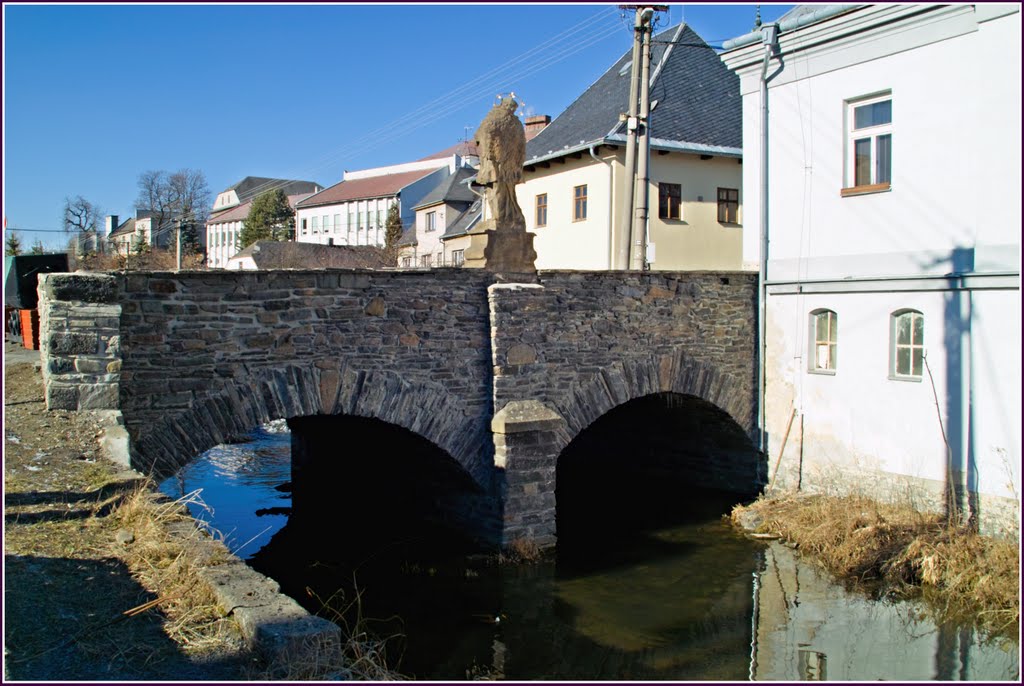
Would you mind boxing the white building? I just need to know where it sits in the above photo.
[295,145,475,252]
[205,177,322,268]
[721,4,1021,532]
[515,22,745,271]
[398,167,479,267]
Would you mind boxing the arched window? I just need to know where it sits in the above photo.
[809,309,838,373]
[890,309,924,380]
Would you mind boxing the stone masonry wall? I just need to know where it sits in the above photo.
[38,274,123,411]
[489,271,759,543]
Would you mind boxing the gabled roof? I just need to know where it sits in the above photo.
[108,217,137,238]
[226,177,322,203]
[442,199,482,239]
[296,168,440,209]
[229,240,390,270]
[417,140,479,161]
[525,22,742,165]
[207,193,313,225]
[412,168,478,210]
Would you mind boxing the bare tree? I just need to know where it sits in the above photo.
[135,168,211,251]
[62,196,102,254]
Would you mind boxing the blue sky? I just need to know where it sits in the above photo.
[3,3,792,250]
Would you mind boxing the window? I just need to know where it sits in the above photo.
[402,256,412,268]
[322,215,329,232]
[573,184,587,221]
[425,211,437,232]
[365,211,372,229]
[452,249,464,266]
[349,212,355,230]
[437,252,443,266]
[658,183,681,220]
[420,254,432,267]
[717,188,739,223]
[357,212,363,230]
[376,210,383,229]
[535,193,548,227]
[311,216,319,233]
[845,94,892,194]
[891,310,924,380]
[334,214,341,232]
[301,218,308,235]
[809,309,838,373]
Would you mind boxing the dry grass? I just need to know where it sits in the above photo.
[248,586,405,681]
[498,537,543,565]
[733,493,1020,637]
[110,484,244,654]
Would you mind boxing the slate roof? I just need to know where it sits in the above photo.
[229,241,390,270]
[441,199,482,239]
[296,168,439,209]
[412,168,478,210]
[226,177,322,203]
[525,22,742,164]
[108,217,137,238]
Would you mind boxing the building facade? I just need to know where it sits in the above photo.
[721,4,1021,532]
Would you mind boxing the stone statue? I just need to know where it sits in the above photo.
[474,97,526,231]
[464,96,537,272]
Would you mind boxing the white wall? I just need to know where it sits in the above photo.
[724,5,1021,528]
[206,220,242,268]
[296,197,393,247]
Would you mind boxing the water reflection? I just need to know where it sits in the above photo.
[158,424,291,558]
[160,429,1019,681]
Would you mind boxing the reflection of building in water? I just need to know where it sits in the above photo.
[750,543,1018,681]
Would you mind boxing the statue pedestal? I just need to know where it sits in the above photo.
[464,222,536,273]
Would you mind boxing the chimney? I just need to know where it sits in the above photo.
[104,215,119,237]
[524,115,551,141]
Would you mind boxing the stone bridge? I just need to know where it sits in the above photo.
[38,269,762,547]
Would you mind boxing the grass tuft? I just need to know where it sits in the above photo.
[733,493,1020,638]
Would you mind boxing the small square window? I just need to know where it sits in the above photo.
[452,249,465,266]
[717,188,739,223]
[658,183,681,220]
[420,254,432,267]
[536,193,548,227]
[573,185,588,221]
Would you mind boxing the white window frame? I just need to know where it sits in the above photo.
[425,211,437,232]
[890,309,924,381]
[808,309,838,374]
[844,92,892,193]
[452,249,464,266]
[311,216,319,233]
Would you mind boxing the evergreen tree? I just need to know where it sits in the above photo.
[30,240,46,255]
[5,232,22,256]
[383,203,404,265]
[240,189,294,249]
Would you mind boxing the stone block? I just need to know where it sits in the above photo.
[79,384,120,410]
[505,343,537,366]
[46,384,80,410]
[41,273,118,303]
[49,332,98,355]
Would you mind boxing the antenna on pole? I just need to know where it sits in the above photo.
[754,4,762,29]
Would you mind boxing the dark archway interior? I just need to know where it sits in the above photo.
[556,392,763,551]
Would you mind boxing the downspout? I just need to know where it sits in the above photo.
[590,144,614,269]
[758,23,779,456]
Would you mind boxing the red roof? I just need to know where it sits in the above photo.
[207,193,313,225]
[296,169,439,209]
[417,140,478,161]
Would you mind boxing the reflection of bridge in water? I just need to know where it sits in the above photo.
[40,268,763,547]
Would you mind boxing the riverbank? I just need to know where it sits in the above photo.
[3,348,400,680]
[732,492,1020,639]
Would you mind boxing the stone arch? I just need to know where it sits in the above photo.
[128,362,491,489]
[554,349,757,456]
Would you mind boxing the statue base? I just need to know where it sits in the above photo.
[464,225,537,273]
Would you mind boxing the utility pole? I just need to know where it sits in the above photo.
[630,16,654,271]
[175,218,183,272]
[617,6,666,270]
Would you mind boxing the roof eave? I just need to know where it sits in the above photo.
[605,134,743,158]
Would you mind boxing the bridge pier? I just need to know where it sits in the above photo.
[492,400,567,548]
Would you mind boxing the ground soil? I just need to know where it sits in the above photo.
[3,341,254,680]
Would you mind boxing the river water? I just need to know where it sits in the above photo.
[159,426,1019,681]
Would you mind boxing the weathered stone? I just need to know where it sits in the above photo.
[505,344,536,366]
[492,400,565,435]
[79,384,120,410]
[46,384,80,410]
[399,333,419,347]
[364,296,386,316]
[41,273,118,303]
[49,332,97,355]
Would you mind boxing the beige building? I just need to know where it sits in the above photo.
[398,167,479,268]
[516,22,743,271]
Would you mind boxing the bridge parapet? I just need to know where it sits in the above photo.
[38,273,123,411]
